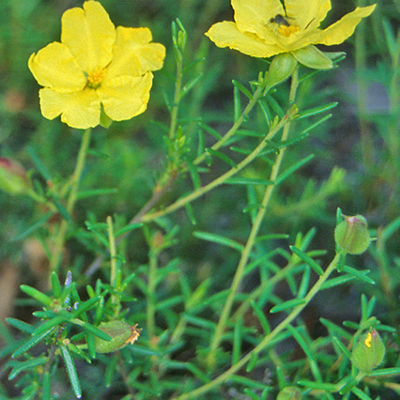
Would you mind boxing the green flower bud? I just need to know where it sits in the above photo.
[334,215,371,255]
[291,45,333,70]
[277,386,302,400]
[0,157,30,195]
[265,52,298,92]
[94,321,141,353]
[351,329,385,373]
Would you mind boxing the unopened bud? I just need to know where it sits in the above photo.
[94,321,141,353]
[334,215,371,255]
[277,386,302,400]
[0,157,30,195]
[265,53,298,92]
[351,329,385,373]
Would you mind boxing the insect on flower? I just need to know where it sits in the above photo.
[270,14,291,27]
[269,13,300,37]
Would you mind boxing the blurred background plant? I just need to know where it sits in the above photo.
[1,0,400,399]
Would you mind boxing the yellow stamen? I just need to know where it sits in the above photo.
[278,25,300,37]
[364,332,372,348]
[87,67,107,88]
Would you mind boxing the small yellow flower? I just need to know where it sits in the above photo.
[28,1,165,129]
[205,0,375,59]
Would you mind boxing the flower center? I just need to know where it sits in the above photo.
[277,25,300,37]
[87,67,107,89]
[269,14,300,37]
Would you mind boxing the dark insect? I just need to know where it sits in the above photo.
[269,14,291,27]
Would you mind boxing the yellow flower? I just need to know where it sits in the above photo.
[28,1,165,129]
[206,0,375,60]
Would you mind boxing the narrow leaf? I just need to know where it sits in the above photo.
[60,345,82,398]
[206,148,237,168]
[6,318,34,334]
[270,298,306,313]
[225,177,273,185]
[275,155,314,185]
[12,211,54,241]
[193,231,243,252]
[12,328,55,358]
[20,285,52,306]
[290,246,324,275]
[293,102,338,120]
[9,356,48,380]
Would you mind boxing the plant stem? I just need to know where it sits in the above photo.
[147,248,158,341]
[175,252,341,400]
[49,128,92,273]
[206,68,299,368]
[193,82,266,166]
[141,106,294,223]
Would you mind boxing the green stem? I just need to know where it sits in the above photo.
[169,50,183,141]
[107,216,119,307]
[175,252,342,400]
[141,106,295,223]
[49,128,92,273]
[194,82,265,166]
[206,68,299,368]
[147,249,158,341]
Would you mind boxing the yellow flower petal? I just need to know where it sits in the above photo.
[205,21,283,58]
[28,43,86,93]
[285,0,331,30]
[98,73,153,121]
[316,4,376,46]
[39,88,101,129]
[232,0,284,42]
[106,27,166,78]
[61,1,115,73]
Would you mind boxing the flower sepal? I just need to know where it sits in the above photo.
[265,53,298,93]
[292,45,333,70]
[0,158,31,196]
[351,329,385,374]
[334,214,371,255]
[100,109,113,129]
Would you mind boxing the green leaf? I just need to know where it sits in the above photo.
[206,148,237,168]
[8,356,48,380]
[32,316,67,337]
[28,146,53,181]
[12,211,54,241]
[50,195,71,222]
[20,285,52,306]
[270,298,306,313]
[6,318,34,334]
[76,188,118,200]
[12,328,55,358]
[342,265,375,284]
[185,156,201,190]
[193,231,243,252]
[77,321,112,341]
[51,272,62,298]
[234,86,241,122]
[225,177,273,185]
[60,345,82,399]
[290,246,324,275]
[275,155,314,185]
[199,122,222,140]
[71,297,100,319]
[293,102,338,120]
[232,79,252,99]
[42,371,51,400]
[114,222,143,237]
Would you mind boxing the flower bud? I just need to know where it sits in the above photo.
[277,386,302,400]
[94,321,141,353]
[351,329,385,373]
[291,45,333,70]
[265,53,298,92]
[0,157,30,195]
[334,215,371,255]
